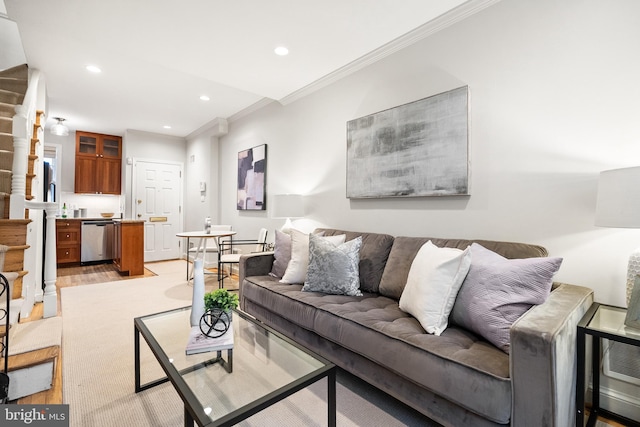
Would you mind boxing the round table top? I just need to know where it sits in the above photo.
[176,230,236,238]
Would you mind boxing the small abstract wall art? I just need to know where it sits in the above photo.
[346,86,469,198]
[237,144,267,210]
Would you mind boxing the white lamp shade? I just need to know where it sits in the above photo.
[595,166,640,228]
[272,194,304,218]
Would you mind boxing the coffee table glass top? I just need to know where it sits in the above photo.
[137,306,331,426]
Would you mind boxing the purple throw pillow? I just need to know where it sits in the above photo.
[269,230,291,278]
[450,243,562,353]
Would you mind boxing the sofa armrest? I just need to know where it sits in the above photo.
[510,282,594,427]
[238,252,274,309]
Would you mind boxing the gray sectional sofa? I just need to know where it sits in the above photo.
[238,228,594,426]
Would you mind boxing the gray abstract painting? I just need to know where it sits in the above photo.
[347,86,469,198]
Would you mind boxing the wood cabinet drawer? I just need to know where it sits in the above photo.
[56,219,81,265]
[56,229,80,244]
[57,246,80,263]
[56,220,81,231]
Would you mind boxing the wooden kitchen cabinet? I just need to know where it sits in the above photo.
[56,219,81,265]
[114,221,144,276]
[75,131,122,194]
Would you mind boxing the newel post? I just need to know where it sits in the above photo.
[42,204,58,318]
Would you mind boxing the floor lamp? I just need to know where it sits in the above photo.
[595,166,640,308]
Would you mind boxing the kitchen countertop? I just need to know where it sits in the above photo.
[56,217,144,222]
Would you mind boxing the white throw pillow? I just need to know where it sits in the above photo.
[280,230,346,284]
[399,241,471,336]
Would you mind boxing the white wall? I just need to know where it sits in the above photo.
[216,0,640,307]
[185,131,220,232]
[122,130,186,219]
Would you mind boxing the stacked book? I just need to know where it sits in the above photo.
[186,324,234,355]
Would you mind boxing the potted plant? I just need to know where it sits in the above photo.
[204,289,239,313]
[200,289,239,337]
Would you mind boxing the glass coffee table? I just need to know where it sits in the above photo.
[134,306,336,427]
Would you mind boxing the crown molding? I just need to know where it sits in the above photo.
[227,97,276,124]
[279,0,500,106]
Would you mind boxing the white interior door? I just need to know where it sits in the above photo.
[134,160,182,262]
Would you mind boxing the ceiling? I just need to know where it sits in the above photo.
[4,0,491,138]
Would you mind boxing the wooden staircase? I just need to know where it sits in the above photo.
[0,64,28,218]
[0,64,31,305]
[0,63,60,401]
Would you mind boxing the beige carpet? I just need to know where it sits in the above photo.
[61,260,438,427]
[144,259,239,290]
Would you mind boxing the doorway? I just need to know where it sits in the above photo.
[133,160,183,262]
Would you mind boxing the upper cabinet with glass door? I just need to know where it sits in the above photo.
[75,131,122,194]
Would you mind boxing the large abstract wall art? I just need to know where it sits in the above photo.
[346,86,469,199]
[237,144,267,210]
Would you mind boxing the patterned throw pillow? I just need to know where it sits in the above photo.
[280,230,344,284]
[450,243,562,353]
[303,234,363,296]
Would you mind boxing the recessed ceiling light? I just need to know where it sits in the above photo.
[200,95,210,101]
[163,125,171,129]
[86,65,102,73]
[274,46,289,56]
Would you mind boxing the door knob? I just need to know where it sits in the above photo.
[137,214,142,218]
[137,199,142,204]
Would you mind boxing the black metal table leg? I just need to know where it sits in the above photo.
[184,407,194,427]
[576,326,585,426]
[328,367,336,427]
[134,324,141,392]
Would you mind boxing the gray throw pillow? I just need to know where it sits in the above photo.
[303,234,363,296]
[269,229,291,278]
[450,243,562,353]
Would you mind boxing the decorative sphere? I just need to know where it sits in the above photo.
[199,309,230,338]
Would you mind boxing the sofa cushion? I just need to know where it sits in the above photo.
[314,228,394,293]
[280,230,345,284]
[303,234,363,296]
[269,229,292,278]
[379,236,549,300]
[399,241,471,335]
[450,243,562,353]
[242,275,513,423]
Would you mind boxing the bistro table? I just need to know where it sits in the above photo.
[176,230,236,284]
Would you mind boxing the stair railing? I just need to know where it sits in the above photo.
[0,272,17,403]
[9,69,57,318]
[1,273,9,403]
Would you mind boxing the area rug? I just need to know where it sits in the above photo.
[144,259,239,290]
[61,261,439,426]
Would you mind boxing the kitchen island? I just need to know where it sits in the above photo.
[113,220,145,276]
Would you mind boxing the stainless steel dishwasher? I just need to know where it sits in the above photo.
[81,220,115,263]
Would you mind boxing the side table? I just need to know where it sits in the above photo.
[577,303,640,427]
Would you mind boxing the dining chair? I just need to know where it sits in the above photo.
[218,228,268,289]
